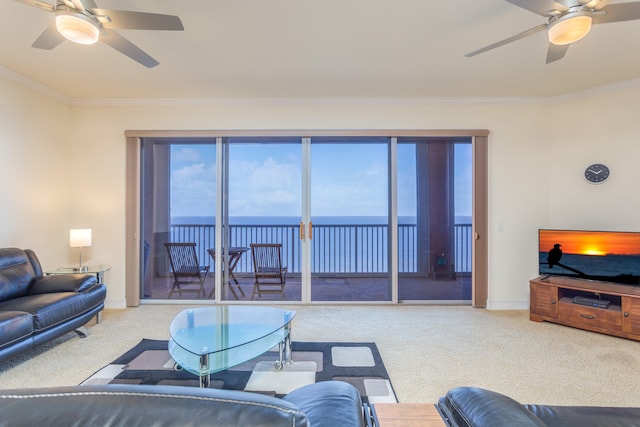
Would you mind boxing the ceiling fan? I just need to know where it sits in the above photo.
[15,0,184,68]
[466,0,640,63]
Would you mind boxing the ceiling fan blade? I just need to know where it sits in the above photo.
[592,2,640,24]
[32,21,66,49]
[99,29,159,68]
[546,43,569,63]
[465,23,547,57]
[14,0,55,12]
[92,9,184,31]
[504,0,566,16]
[71,0,97,11]
[580,0,612,10]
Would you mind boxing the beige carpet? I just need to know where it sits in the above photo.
[0,305,639,407]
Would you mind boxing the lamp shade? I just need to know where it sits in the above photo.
[548,13,592,46]
[70,229,92,248]
[56,12,100,45]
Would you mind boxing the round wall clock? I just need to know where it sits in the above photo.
[584,163,610,184]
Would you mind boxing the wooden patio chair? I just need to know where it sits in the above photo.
[165,242,209,298]
[250,243,287,299]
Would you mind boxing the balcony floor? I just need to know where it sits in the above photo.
[143,274,471,302]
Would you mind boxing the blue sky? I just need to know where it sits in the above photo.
[169,141,471,219]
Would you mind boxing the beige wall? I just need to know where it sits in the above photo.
[2,71,639,309]
[0,73,74,266]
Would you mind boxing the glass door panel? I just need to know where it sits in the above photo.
[309,137,390,302]
[396,138,472,302]
[224,137,302,302]
[140,139,217,300]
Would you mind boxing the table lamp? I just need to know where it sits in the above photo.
[70,228,92,272]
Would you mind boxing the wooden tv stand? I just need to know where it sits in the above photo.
[530,276,640,341]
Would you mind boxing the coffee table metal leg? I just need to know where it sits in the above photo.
[199,353,210,388]
[275,329,294,370]
[276,341,284,370]
[284,331,293,366]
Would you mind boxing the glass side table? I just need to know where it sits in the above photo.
[45,264,111,284]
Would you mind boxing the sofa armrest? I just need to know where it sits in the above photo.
[28,274,98,295]
[437,387,547,427]
[283,381,364,427]
[0,384,309,427]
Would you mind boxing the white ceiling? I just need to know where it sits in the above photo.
[2,0,640,100]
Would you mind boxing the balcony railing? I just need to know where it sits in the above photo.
[170,223,472,275]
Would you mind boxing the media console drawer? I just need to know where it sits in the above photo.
[558,301,622,331]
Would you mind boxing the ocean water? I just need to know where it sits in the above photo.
[171,215,472,225]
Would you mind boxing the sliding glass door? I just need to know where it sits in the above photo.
[140,139,217,300]
[309,137,391,302]
[223,137,302,302]
[396,138,472,302]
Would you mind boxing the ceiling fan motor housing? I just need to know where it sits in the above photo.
[55,6,100,45]
[548,7,593,45]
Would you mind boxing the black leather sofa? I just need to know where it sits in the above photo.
[0,381,364,427]
[438,387,640,427]
[0,247,106,364]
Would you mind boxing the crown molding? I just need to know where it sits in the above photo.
[548,77,640,104]
[3,64,640,108]
[69,96,549,107]
[0,65,70,105]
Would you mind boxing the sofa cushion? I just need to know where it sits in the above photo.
[438,387,547,427]
[0,285,106,332]
[0,248,36,303]
[525,404,640,427]
[0,311,33,349]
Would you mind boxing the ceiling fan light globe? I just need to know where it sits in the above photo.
[56,13,99,45]
[548,14,592,45]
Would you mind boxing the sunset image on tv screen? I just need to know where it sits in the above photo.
[539,230,640,256]
[539,230,640,285]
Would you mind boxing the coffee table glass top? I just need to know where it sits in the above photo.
[168,306,296,378]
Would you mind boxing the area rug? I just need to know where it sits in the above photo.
[82,339,397,404]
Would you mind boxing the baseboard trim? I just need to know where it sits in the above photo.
[104,299,127,309]
[486,300,529,310]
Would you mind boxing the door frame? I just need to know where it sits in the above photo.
[125,129,489,307]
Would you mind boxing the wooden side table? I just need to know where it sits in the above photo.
[373,403,447,427]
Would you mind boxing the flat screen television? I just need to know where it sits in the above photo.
[538,229,640,286]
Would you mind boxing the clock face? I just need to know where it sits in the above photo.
[584,163,610,184]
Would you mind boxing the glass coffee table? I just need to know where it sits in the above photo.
[168,306,296,388]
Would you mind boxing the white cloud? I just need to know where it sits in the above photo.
[229,156,302,216]
[172,147,203,163]
[171,162,216,217]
